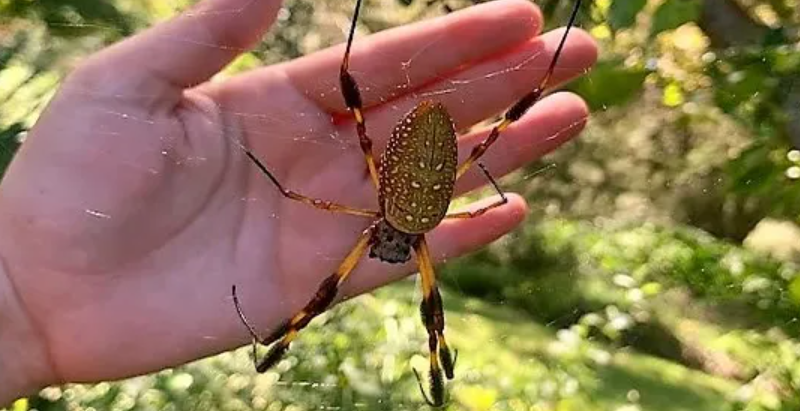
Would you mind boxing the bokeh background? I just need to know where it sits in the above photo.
[1,0,799,410]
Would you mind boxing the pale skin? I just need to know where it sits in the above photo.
[0,0,597,405]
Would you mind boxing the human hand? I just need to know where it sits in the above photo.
[0,0,596,400]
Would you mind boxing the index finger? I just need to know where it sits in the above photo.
[283,0,544,113]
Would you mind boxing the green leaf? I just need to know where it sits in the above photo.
[650,0,701,37]
[608,0,646,31]
[567,60,649,111]
[789,277,800,305]
[0,123,24,173]
[710,63,770,116]
[38,0,135,38]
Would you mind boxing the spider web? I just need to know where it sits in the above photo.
[3,0,593,406]
[14,2,800,411]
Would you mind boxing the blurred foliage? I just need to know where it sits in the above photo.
[710,45,800,222]
[2,0,800,410]
[0,0,135,38]
[445,216,800,409]
[649,0,703,38]
[561,0,799,233]
[5,218,800,410]
[568,60,650,111]
[0,123,23,174]
[607,0,645,31]
[442,217,800,334]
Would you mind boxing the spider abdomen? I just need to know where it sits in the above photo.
[379,101,458,234]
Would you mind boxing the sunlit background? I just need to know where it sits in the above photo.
[1,0,799,410]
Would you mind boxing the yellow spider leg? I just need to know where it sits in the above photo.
[455,120,510,180]
[244,150,378,218]
[233,225,374,372]
[339,0,381,189]
[455,0,582,180]
[445,200,506,219]
[447,163,508,220]
[413,237,455,407]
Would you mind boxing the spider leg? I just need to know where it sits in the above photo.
[232,285,265,366]
[243,149,378,217]
[455,0,582,180]
[339,0,380,189]
[412,236,455,407]
[446,162,508,219]
[232,225,374,372]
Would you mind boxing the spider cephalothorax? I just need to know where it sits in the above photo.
[232,0,583,406]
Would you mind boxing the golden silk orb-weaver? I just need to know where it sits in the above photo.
[232,0,583,406]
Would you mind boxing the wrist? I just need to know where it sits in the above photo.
[0,255,55,407]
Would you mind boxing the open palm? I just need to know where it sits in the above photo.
[0,0,596,387]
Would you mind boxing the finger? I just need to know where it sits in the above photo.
[454,92,589,194]
[341,194,528,297]
[283,0,544,111]
[214,25,595,169]
[70,0,281,106]
[362,28,597,146]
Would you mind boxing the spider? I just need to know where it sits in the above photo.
[232,0,582,406]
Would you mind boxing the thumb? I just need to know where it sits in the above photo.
[70,0,282,108]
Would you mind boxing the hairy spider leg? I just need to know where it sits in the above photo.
[455,0,582,180]
[412,236,455,407]
[233,226,375,372]
[340,0,381,189]
[445,162,508,219]
[243,149,378,217]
